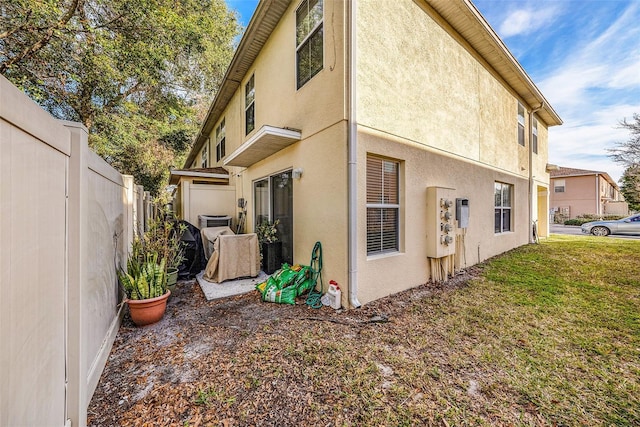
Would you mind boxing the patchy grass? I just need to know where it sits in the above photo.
[89,235,640,426]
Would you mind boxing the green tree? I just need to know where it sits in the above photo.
[619,166,640,212]
[0,0,239,194]
[609,114,640,211]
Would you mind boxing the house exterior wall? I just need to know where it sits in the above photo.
[183,0,558,308]
[550,174,627,219]
[238,122,349,289]
[188,0,351,291]
[357,129,530,304]
[195,0,348,171]
[356,0,550,179]
[551,175,597,218]
[354,0,548,304]
[176,179,237,227]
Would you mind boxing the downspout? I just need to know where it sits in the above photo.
[528,102,543,243]
[347,0,361,308]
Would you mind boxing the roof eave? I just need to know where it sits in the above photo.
[425,0,563,127]
[183,0,292,168]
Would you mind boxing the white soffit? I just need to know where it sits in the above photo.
[224,125,302,167]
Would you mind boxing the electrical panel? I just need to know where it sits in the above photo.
[456,198,469,228]
[426,186,456,258]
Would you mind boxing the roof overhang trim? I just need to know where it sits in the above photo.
[223,125,302,167]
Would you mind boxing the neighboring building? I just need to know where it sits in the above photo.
[550,167,627,221]
[169,167,235,227]
[180,0,562,307]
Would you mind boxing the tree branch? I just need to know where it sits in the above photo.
[0,10,33,39]
[0,0,82,74]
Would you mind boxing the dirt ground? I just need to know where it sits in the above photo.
[87,269,481,427]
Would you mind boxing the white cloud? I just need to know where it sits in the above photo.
[548,105,639,183]
[607,59,640,90]
[498,6,559,38]
[537,3,640,183]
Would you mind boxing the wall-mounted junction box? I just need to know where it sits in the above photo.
[426,186,456,258]
[456,198,469,228]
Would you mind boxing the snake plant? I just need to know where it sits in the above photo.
[118,252,167,300]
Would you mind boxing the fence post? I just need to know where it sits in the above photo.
[65,122,89,427]
[123,175,135,257]
[135,185,145,237]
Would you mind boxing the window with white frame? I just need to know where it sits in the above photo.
[245,74,255,135]
[554,179,565,193]
[517,103,525,146]
[367,155,399,255]
[216,118,226,162]
[201,142,208,168]
[296,0,323,89]
[532,117,538,154]
[494,182,512,233]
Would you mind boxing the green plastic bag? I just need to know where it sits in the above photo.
[255,263,317,304]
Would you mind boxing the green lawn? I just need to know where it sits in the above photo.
[426,235,640,425]
[313,235,640,426]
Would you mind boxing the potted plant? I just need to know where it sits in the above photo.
[142,210,186,293]
[256,219,282,274]
[118,240,170,326]
[165,230,185,292]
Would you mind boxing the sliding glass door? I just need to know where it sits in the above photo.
[253,170,293,265]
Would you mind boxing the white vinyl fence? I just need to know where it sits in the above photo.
[0,75,139,426]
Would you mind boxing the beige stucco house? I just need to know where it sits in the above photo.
[550,167,627,221]
[179,0,562,307]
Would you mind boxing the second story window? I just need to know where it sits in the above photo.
[532,118,538,154]
[201,142,208,168]
[517,103,525,146]
[296,0,323,89]
[216,118,226,162]
[245,74,255,135]
[554,179,565,193]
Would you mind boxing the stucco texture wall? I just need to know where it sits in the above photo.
[238,121,350,303]
[357,129,529,305]
[203,0,347,170]
[356,0,545,179]
[550,175,597,218]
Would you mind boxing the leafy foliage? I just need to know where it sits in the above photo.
[0,0,240,194]
[256,219,280,245]
[118,251,167,300]
[620,166,640,211]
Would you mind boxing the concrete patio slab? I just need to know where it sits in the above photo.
[196,271,270,301]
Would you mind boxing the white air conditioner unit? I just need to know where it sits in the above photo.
[198,215,232,229]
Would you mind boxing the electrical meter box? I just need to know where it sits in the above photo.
[456,198,469,228]
[426,186,456,258]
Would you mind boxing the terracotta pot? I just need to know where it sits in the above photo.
[126,290,171,326]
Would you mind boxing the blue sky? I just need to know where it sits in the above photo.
[225,0,640,183]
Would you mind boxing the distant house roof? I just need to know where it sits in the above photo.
[551,167,619,189]
[184,0,562,169]
[169,167,229,185]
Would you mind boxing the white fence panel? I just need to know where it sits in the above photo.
[0,75,132,426]
[1,77,69,426]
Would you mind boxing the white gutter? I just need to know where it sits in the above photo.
[170,170,230,180]
[529,102,543,243]
[347,0,361,308]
